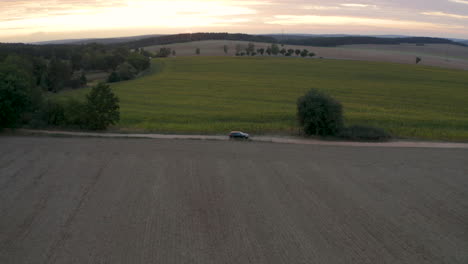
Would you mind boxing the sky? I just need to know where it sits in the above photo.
[1,0,468,42]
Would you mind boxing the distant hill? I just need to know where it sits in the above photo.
[121,33,277,49]
[30,32,468,47]
[120,33,466,49]
[279,36,467,47]
[35,34,164,45]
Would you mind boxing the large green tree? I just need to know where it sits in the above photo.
[0,62,37,128]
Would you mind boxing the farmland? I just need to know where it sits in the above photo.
[1,136,467,263]
[144,40,468,70]
[57,56,468,141]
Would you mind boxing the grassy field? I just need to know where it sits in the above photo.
[57,57,468,141]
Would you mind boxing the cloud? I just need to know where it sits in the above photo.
[449,0,468,4]
[422,11,468,19]
[266,15,463,30]
[340,3,376,8]
[2,0,468,41]
[304,6,342,10]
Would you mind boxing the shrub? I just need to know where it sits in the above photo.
[297,89,344,136]
[84,83,120,130]
[116,62,137,81]
[64,98,87,127]
[339,125,391,141]
[42,99,66,126]
[107,71,121,83]
[155,48,172,58]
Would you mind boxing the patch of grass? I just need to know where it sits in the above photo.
[55,57,468,141]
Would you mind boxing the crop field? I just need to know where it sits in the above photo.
[1,136,467,263]
[144,40,468,70]
[57,56,468,141]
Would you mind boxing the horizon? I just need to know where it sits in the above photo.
[1,0,468,43]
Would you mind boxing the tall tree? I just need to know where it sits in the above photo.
[271,44,280,55]
[0,62,37,128]
[246,42,255,55]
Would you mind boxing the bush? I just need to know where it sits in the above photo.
[155,48,171,58]
[339,125,391,141]
[297,89,344,136]
[64,98,87,127]
[84,83,120,130]
[42,99,66,126]
[107,71,121,83]
[116,62,137,81]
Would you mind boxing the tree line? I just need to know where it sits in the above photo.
[232,43,315,57]
[281,36,466,47]
[0,43,138,130]
[122,32,277,49]
[0,43,150,92]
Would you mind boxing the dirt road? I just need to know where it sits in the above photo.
[1,136,467,263]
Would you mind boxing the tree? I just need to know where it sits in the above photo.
[416,57,422,64]
[68,72,87,89]
[196,48,201,55]
[84,83,120,130]
[156,48,172,58]
[309,52,316,57]
[0,62,35,128]
[235,44,242,54]
[127,52,150,72]
[223,45,229,54]
[295,49,301,56]
[258,48,265,55]
[271,44,280,55]
[246,42,255,55]
[301,49,309,57]
[172,50,176,56]
[280,48,287,55]
[116,62,137,81]
[266,47,272,55]
[139,48,154,58]
[107,71,120,83]
[47,58,72,92]
[297,89,344,136]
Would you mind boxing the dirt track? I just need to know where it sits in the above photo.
[1,136,467,263]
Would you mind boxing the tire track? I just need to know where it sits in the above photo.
[45,157,111,264]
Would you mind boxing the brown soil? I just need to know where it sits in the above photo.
[1,136,467,263]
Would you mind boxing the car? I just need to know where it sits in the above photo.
[229,131,250,139]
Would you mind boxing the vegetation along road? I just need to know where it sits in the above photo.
[1,136,467,263]
[57,57,468,141]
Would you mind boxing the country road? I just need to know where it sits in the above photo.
[1,136,467,263]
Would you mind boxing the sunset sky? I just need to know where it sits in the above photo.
[1,0,468,42]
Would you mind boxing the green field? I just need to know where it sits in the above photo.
[57,57,468,141]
